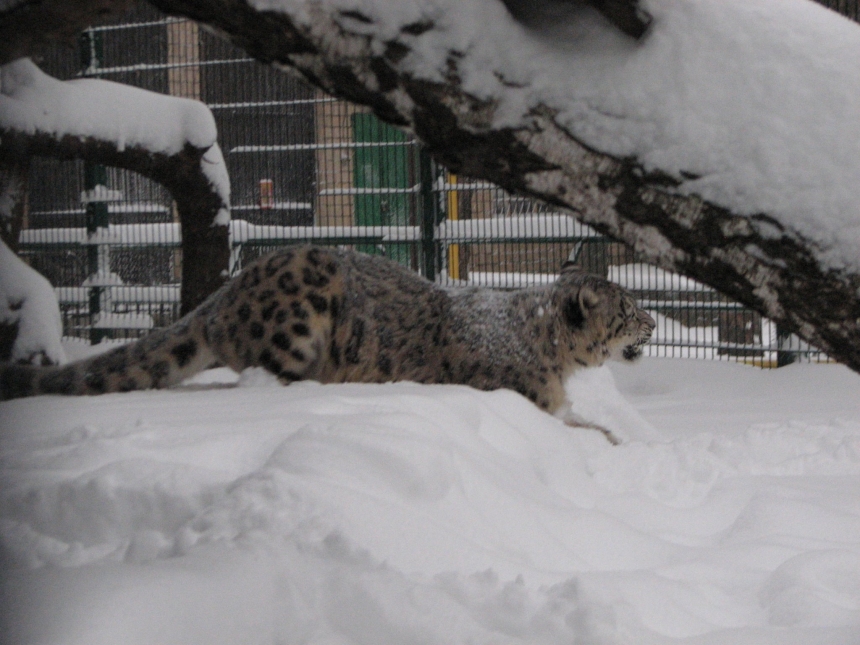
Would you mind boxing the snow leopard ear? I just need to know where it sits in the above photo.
[563,287,600,329]
[560,260,583,275]
[579,286,601,312]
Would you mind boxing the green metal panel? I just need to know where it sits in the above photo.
[352,113,411,265]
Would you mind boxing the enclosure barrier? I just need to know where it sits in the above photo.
[16,4,837,366]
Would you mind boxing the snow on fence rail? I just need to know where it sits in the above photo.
[19,220,428,247]
[19,215,591,248]
[55,286,180,304]
[451,271,559,288]
[435,215,599,241]
[608,263,713,292]
[230,221,422,243]
[20,223,182,246]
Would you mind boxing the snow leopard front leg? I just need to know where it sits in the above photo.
[553,402,622,445]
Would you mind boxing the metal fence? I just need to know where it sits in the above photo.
[17,4,836,366]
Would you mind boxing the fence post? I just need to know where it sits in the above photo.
[776,324,796,367]
[418,147,438,281]
[80,28,111,345]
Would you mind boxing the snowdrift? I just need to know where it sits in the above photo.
[1,357,859,644]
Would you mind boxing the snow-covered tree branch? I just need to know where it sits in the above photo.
[1,0,859,373]
[0,58,230,314]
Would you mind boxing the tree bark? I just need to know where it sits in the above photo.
[0,128,230,314]
[0,157,28,252]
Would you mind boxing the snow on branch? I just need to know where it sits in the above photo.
[0,58,229,216]
[0,58,231,313]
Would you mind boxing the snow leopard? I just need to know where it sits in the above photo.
[0,246,654,441]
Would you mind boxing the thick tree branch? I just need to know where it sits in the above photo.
[0,127,230,314]
[1,58,231,314]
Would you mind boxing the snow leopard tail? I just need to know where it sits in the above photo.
[0,313,217,401]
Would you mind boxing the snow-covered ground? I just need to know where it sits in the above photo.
[1,355,859,644]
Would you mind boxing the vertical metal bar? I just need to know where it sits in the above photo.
[80,28,111,344]
[418,147,437,281]
[167,20,202,286]
[446,173,460,281]
[776,324,796,367]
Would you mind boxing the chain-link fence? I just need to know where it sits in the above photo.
[17,3,840,366]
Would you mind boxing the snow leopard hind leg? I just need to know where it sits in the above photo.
[0,246,340,401]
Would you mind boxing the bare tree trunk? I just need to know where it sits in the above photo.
[0,129,230,314]
[0,157,28,252]
[156,146,231,316]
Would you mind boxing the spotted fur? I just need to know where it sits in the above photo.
[0,246,654,432]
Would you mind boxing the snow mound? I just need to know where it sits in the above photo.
[0,238,65,365]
